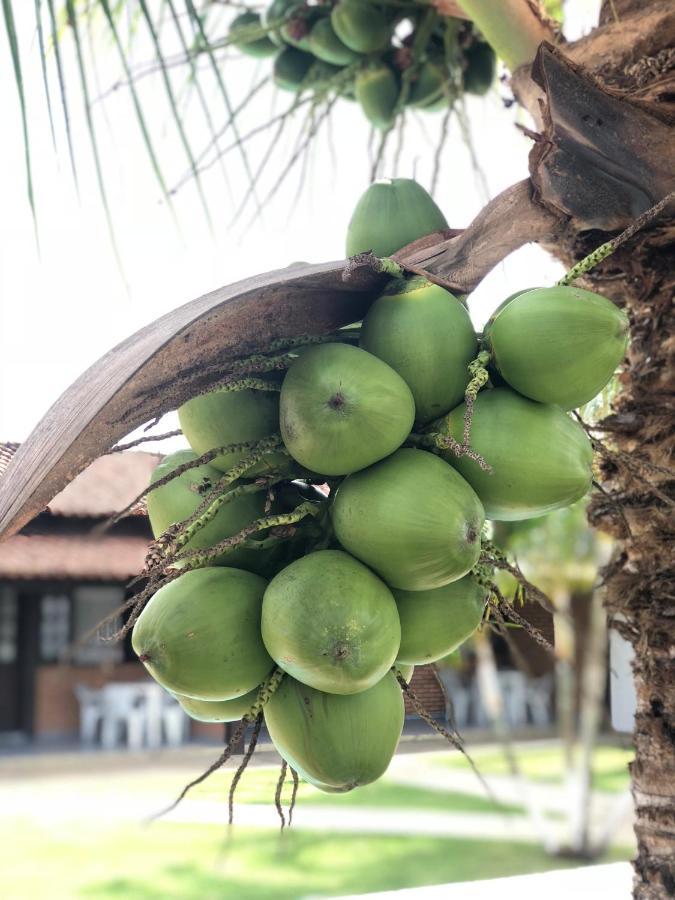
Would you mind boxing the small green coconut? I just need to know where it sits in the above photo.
[355,63,399,130]
[132,567,273,700]
[394,575,487,665]
[279,342,415,476]
[407,60,448,108]
[146,450,270,571]
[265,671,404,792]
[346,177,448,258]
[273,47,315,91]
[308,17,360,65]
[175,687,260,723]
[228,12,278,58]
[484,285,630,410]
[262,550,401,694]
[463,42,496,96]
[433,387,593,521]
[360,276,477,424]
[331,448,485,591]
[331,0,392,53]
[177,380,285,476]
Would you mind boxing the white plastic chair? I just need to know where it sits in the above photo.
[100,684,146,750]
[74,684,104,744]
[161,692,188,746]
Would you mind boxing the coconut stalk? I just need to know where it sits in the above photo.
[456,0,556,70]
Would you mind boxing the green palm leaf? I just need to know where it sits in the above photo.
[34,0,57,150]
[46,0,78,190]
[3,0,38,238]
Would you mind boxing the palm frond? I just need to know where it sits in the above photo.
[65,0,125,276]
[3,0,38,239]
[34,0,57,149]
[182,0,263,217]
[137,0,214,228]
[46,0,78,190]
[99,0,176,213]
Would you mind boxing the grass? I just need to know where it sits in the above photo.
[1,820,631,900]
[186,766,526,816]
[433,743,633,793]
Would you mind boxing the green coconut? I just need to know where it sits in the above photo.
[331,448,485,591]
[463,42,496,96]
[273,47,315,91]
[407,61,447,108]
[433,387,593,521]
[394,575,486,665]
[484,285,630,410]
[264,671,404,791]
[175,687,259,723]
[331,0,392,53]
[132,568,272,700]
[305,59,344,89]
[355,63,399,130]
[262,550,401,694]
[396,663,414,683]
[345,177,448,258]
[264,0,299,45]
[178,381,285,476]
[308,17,360,65]
[228,12,278,57]
[279,342,415,476]
[360,276,477,424]
[146,450,270,571]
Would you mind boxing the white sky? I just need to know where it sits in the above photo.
[0,1,600,449]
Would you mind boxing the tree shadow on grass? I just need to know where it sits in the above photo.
[82,829,611,899]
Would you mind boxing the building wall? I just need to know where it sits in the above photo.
[406,666,445,716]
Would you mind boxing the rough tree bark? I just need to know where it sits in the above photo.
[460,2,675,895]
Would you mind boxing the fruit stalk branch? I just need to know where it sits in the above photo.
[455,0,557,72]
[558,189,675,286]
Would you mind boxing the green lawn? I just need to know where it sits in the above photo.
[186,766,526,816]
[434,743,633,793]
[1,820,631,900]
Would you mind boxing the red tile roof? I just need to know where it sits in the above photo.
[0,533,148,581]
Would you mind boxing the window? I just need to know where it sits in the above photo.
[0,588,17,664]
[72,586,125,665]
[39,594,71,662]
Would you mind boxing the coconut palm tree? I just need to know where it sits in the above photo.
[2,2,673,896]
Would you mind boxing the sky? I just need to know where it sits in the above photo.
[0,1,600,449]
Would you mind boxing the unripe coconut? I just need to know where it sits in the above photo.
[146,450,270,571]
[279,5,325,51]
[331,448,485,590]
[331,0,391,53]
[228,12,278,58]
[178,381,285,476]
[279,342,415,476]
[346,177,448,258]
[309,17,360,65]
[407,60,447,108]
[360,276,477,424]
[305,59,344,89]
[262,550,401,694]
[396,663,414,683]
[355,64,399,130]
[273,47,315,90]
[132,568,272,700]
[175,687,259,723]
[264,0,300,45]
[434,387,593,521]
[463,42,496,96]
[394,575,486,665]
[265,671,404,791]
[484,285,629,410]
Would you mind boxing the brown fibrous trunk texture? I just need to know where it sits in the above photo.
[532,4,675,895]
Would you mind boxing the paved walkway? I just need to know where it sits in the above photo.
[330,863,633,900]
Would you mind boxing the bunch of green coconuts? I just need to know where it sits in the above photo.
[132,177,628,794]
[227,1,496,130]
